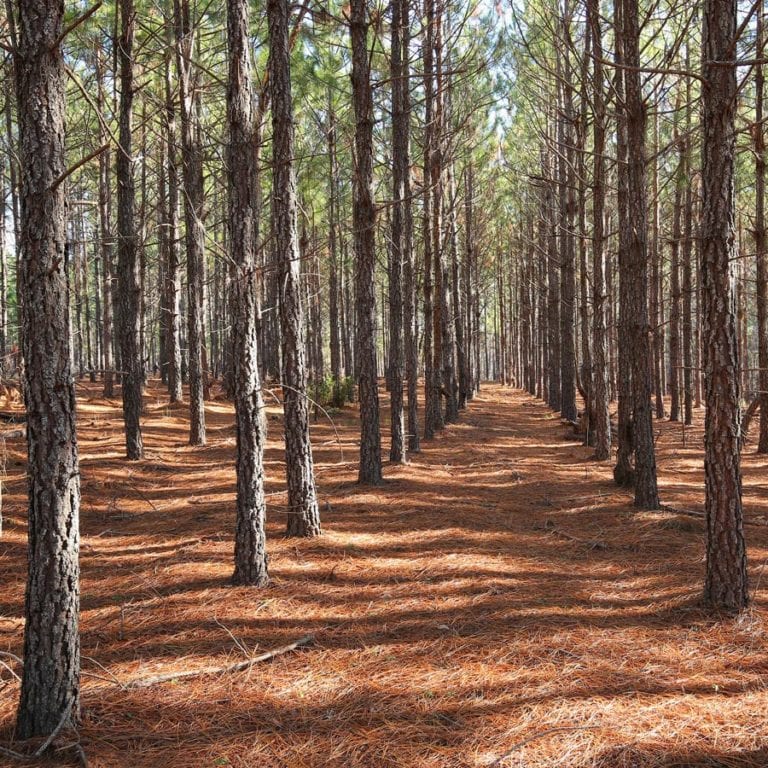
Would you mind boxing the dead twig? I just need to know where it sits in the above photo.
[124,634,314,689]
[490,725,599,766]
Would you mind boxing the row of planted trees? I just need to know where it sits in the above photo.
[3,0,504,743]
[3,0,758,747]
[494,0,752,614]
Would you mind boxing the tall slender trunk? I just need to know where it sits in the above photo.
[756,1,768,453]
[402,4,419,450]
[163,36,183,403]
[701,0,748,611]
[116,0,144,460]
[558,11,577,423]
[613,0,634,486]
[651,111,664,419]
[423,0,440,437]
[327,96,343,405]
[464,164,475,401]
[389,0,407,462]
[351,0,383,484]
[95,49,114,398]
[228,0,269,583]
[14,0,81,738]
[589,0,610,460]
[546,143,561,411]
[670,142,682,422]
[620,0,659,508]
[269,0,322,530]
[174,0,206,445]
[682,54,694,426]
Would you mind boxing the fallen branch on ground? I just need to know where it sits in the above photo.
[124,634,315,689]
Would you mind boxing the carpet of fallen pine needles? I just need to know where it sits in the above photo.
[1,380,768,767]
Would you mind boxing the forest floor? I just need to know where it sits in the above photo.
[1,381,768,767]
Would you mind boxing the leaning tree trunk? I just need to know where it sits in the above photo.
[116,0,144,460]
[351,0,383,484]
[701,0,748,612]
[269,0,322,532]
[14,0,81,739]
[228,0,269,584]
[621,0,658,509]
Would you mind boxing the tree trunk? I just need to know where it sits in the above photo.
[756,2,768,453]
[589,0,610,460]
[402,6,419,450]
[228,0,269,584]
[620,0,659,508]
[269,0,322,530]
[95,49,114,399]
[701,0,748,611]
[327,96,344,406]
[163,31,183,403]
[546,144,561,411]
[174,0,206,445]
[389,0,407,462]
[351,0,383,484]
[14,0,81,738]
[116,0,144,460]
[557,13,577,423]
[613,0,634,487]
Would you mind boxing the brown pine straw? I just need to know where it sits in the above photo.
[1,381,768,767]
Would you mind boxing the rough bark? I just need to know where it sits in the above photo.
[389,0,407,462]
[351,0,383,484]
[327,97,344,406]
[621,0,659,508]
[269,0,322,530]
[402,6,419,451]
[613,0,634,487]
[701,0,748,611]
[163,32,183,404]
[227,0,270,584]
[95,49,114,398]
[174,0,206,445]
[14,0,81,738]
[756,3,768,453]
[558,13,577,423]
[116,0,144,460]
[589,0,611,460]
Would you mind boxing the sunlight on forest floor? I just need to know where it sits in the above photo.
[1,381,767,767]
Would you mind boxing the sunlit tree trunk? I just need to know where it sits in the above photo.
[14,0,81,738]
[228,0,269,584]
[701,0,748,611]
[351,0,383,483]
[269,0,322,531]
[116,0,144,460]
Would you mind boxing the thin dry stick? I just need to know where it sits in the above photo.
[124,634,314,689]
[490,725,599,766]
